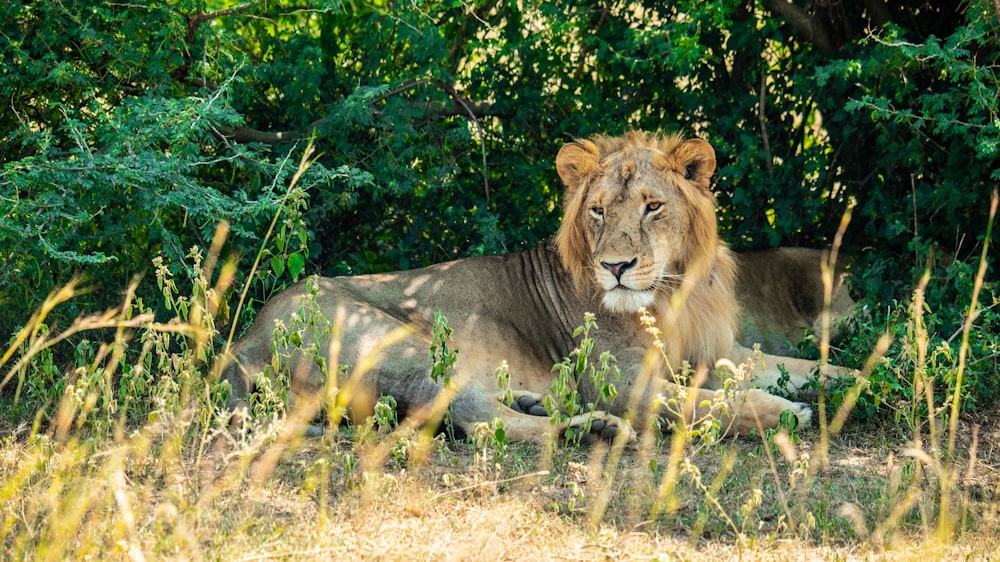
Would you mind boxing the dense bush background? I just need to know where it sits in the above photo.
[1,0,997,416]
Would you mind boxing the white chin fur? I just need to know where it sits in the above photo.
[602,289,655,313]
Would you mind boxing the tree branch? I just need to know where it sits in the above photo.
[212,125,304,144]
[212,80,499,145]
[171,2,265,88]
[185,2,262,44]
[764,0,834,53]
[172,5,497,145]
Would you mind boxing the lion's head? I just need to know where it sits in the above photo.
[554,132,724,311]
[553,131,737,365]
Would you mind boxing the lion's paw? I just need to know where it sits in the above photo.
[788,402,813,429]
[565,411,635,444]
[501,390,549,417]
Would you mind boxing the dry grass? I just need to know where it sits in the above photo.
[2,400,998,561]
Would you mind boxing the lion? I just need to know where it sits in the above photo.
[735,247,856,358]
[221,131,850,445]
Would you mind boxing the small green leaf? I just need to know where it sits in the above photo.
[270,255,285,276]
[287,253,305,279]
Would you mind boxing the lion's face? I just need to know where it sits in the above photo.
[581,162,693,312]
[555,132,721,313]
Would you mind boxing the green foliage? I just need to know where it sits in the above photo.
[0,1,366,337]
[428,310,461,439]
[834,256,1000,423]
[429,310,457,386]
[372,395,399,434]
[547,313,621,444]
[1,252,231,438]
[354,394,401,452]
[807,7,1000,419]
[472,416,509,477]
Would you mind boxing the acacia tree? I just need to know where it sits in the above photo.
[1,0,997,409]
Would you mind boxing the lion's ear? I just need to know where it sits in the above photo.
[664,138,716,190]
[556,140,602,190]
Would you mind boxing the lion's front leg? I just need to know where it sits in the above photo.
[730,343,854,394]
[453,385,634,445]
[659,381,813,435]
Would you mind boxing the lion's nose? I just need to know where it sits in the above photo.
[600,259,637,281]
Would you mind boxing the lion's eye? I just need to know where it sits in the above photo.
[645,202,663,215]
[590,207,604,219]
